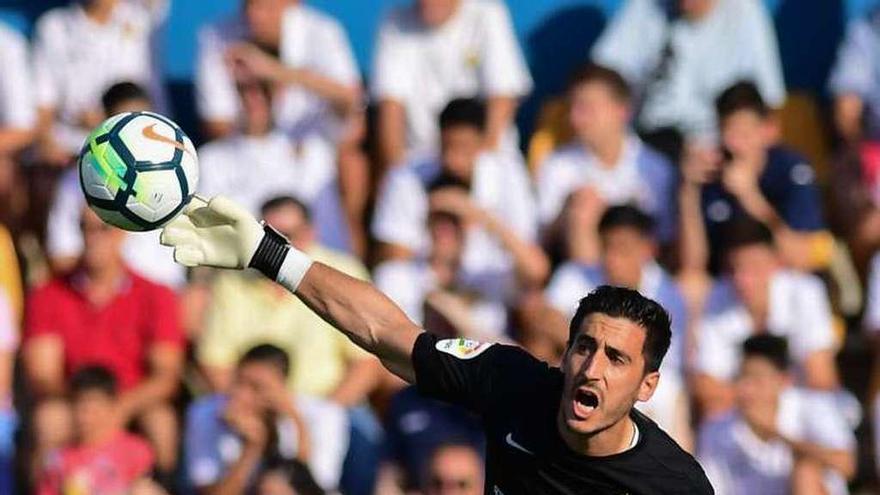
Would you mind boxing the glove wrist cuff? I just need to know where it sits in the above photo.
[249,224,292,280]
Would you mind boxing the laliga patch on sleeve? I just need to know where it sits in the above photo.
[435,338,494,360]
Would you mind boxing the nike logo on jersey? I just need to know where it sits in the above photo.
[505,432,534,455]
[141,124,194,158]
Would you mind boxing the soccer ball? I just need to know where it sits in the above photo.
[78,111,199,232]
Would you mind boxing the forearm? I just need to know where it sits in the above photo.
[678,185,709,272]
[204,446,262,495]
[118,375,179,418]
[293,263,421,383]
[485,96,517,149]
[0,128,34,155]
[481,212,549,286]
[784,438,855,480]
[378,100,406,170]
[279,68,360,114]
[329,357,383,407]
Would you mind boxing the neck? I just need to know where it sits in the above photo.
[244,122,272,137]
[84,1,115,24]
[80,426,117,447]
[587,133,626,168]
[557,412,636,457]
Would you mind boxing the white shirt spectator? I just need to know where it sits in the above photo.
[374,258,512,338]
[32,1,167,152]
[371,0,533,157]
[536,136,678,241]
[46,170,185,288]
[696,271,836,382]
[278,395,349,491]
[545,261,686,431]
[699,388,855,495]
[829,8,880,140]
[196,3,360,141]
[197,131,350,252]
[0,23,35,133]
[592,0,785,140]
[372,152,538,277]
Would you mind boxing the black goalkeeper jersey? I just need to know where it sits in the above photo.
[412,333,714,495]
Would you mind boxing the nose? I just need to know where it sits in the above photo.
[582,347,609,381]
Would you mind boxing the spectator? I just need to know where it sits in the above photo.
[372,98,538,278]
[422,442,484,495]
[536,64,677,256]
[371,0,532,168]
[23,206,184,477]
[45,81,186,287]
[195,0,360,142]
[32,0,167,165]
[0,20,35,156]
[195,0,368,254]
[679,81,830,275]
[692,219,839,417]
[36,366,156,495]
[698,335,855,495]
[592,0,785,157]
[375,186,549,340]
[829,6,880,144]
[375,385,483,494]
[544,205,691,448]
[197,196,378,402]
[198,77,352,253]
[186,344,348,493]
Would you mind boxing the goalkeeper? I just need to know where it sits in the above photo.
[161,196,713,494]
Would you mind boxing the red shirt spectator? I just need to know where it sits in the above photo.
[25,268,183,391]
[37,431,154,495]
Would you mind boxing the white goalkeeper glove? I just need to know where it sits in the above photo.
[159,195,314,290]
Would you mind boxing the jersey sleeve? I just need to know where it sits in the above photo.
[478,1,533,96]
[829,18,876,98]
[777,160,825,232]
[195,25,238,123]
[370,14,411,101]
[411,332,542,416]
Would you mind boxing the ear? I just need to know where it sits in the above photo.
[636,371,660,402]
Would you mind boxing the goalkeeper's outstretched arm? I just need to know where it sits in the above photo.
[160,196,422,382]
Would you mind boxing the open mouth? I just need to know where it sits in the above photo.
[572,388,599,419]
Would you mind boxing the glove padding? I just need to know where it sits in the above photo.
[160,195,264,269]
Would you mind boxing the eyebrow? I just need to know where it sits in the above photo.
[578,334,632,363]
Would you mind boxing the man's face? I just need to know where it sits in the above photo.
[560,314,658,436]
[72,390,116,441]
[428,212,464,265]
[239,82,274,135]
[256,470,296,495]
[440,126,482,185]
[229,362,286,414]
[244,0,286,47]
[735,356,788,410]
[600,227,653,289]
[417,0,459,27]
[728,243,777,306]
[80,208,126,271]
[569,82,628,147]
[425,446,483,495]
[720,110,771,160]
[264,203,313,251]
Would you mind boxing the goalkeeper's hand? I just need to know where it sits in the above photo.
[160,195,313,289]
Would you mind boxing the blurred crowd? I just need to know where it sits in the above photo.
[2,0,880,493]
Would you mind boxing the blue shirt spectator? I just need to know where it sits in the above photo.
[829,7,880,141]
[701,146,825,271]
[380,386,484,491]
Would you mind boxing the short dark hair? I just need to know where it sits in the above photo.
[569,286,671,373]
[568,63,631,102]
[742,334,790,372]
[260,195,311,223]
[722,216,774,257]
[101,81,150,115]
[715,81,769,121]
[439,98,486,132]
[598,205,655,237]
[240,344,291,378]
[262,459,325,495]
[70,366,118,398]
